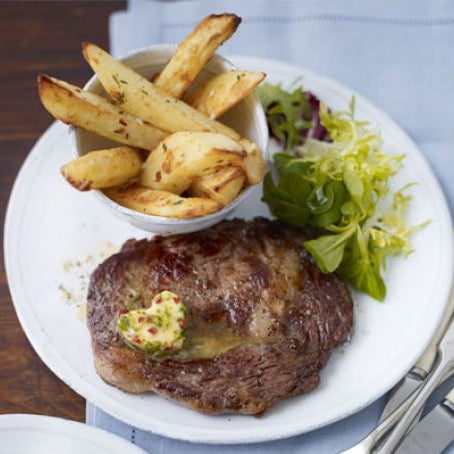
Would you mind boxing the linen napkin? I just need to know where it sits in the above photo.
[87,378,454,453]
[87,1,454,452]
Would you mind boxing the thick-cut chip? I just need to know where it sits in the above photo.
[82,43,238,138]
[61,147,142,191]
[185,70,266,119]
[37,75,166,150]
[241,139,267,186]
[154,14,241,98]
[81,43,265,184]
[105,183,222,218]
[140,132,245,194]
[155,36,262,198]
[189,166,245,205]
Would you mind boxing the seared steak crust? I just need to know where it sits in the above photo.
[87,218,353,415]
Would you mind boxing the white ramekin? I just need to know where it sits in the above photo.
[69,44,269,235]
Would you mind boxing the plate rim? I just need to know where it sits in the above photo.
[4,54,453,444]
[0,413,146,453]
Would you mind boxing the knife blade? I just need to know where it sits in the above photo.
[379,278,454,422]
[396,387,454,454]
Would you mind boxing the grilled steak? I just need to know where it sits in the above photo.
[87,218,353,415]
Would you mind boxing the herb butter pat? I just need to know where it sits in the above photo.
[117,291,186,356]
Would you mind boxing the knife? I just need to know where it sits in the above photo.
[379,278,454,423]
[396,386,454,454]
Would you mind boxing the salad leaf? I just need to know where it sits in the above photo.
[260,83,426,301]
[257,83,313,151]
[338,228,387,301]
[311,180,347,227]
[263,170,311,227]
[367,184,430,269]
[304,224,356,273]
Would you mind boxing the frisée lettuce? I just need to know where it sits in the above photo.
[261,85,427,301]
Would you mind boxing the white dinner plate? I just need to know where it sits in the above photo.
[0,414,145,453]
[4,55,453,444]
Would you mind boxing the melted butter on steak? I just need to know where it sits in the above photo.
[87,218,353,415]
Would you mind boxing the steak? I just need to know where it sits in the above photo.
[87,218,353,415]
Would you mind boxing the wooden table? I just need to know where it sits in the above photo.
[0,1,125,422]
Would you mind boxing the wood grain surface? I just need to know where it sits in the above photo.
[0,1,125,422]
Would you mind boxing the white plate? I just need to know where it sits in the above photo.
[0,414,145,453]
[5,56,453,444]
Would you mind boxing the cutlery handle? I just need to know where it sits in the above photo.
[376,355,453,453]
[416,287,454,373]
[445,385,454,403]
[338,388,419,454]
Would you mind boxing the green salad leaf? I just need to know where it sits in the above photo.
[261,85,427,301]
[304,224,356,273]
[257,83,312,151]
